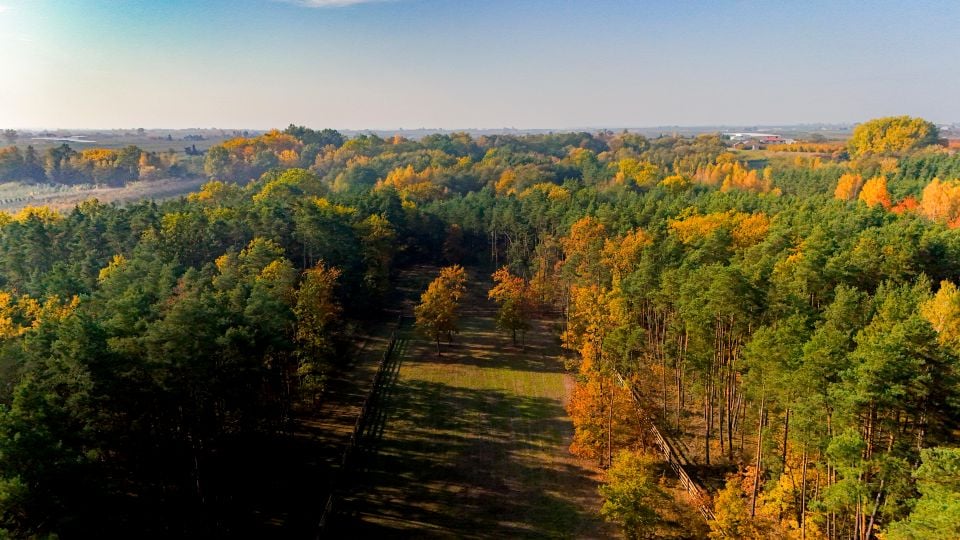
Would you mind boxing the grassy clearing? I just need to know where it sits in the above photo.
[339,275,616,539]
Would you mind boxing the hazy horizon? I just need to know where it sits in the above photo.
[2,0,958,129]
[7,123,865,132]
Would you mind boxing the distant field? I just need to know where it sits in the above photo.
[0,177,208,212]
[338,276,616,539]
[7,131,238,154]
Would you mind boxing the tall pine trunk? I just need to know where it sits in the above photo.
[751,390,765,518]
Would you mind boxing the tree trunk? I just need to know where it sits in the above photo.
[661,348,668,420]
[751,391,765,518]
[801,444,808,540]
[607,382,614,468]
[704,392,711,466]
[865,478,885,540]
[782,407,790,470]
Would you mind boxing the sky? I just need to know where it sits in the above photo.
[0,0,957,130]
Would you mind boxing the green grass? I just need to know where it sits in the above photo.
[340,278,616,539]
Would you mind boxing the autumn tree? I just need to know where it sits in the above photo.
[919,177,960,225]
[599,450,666,539]
[356,214,397,298]
[294,262,342,399]
[858,176,892,209]
[694,160,774,194]
[848,116,940,157]
[562,216,608,285]
[834,172,864,201]
[921,280,960,350]
[415,265,467,355]
[613,158,660,189]
[710,473,781,539]
[487,266,531,345]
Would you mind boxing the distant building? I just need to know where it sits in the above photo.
[725,132,794,149]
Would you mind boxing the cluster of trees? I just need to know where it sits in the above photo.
[693,156,776,194]
[419,118,954,539]
[1,117,958,537]
[360,116,954,539]
[0,165,450,536]
[0,144,191,186]
[834,170,960,229]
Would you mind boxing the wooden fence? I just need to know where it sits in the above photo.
[316,316,403,537]
[614,370,722,533]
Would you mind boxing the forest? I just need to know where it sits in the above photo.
[0,115,959,538]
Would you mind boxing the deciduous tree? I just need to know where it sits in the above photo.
[415,265,467,355]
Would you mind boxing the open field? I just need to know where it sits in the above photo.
[6,130,239,154]
[0,177,209,212]
[337,275,616,538]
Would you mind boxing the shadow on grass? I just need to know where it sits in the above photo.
[336,378,604,539]
[411,316,566,376]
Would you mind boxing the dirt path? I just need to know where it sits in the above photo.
[335,273,616,538]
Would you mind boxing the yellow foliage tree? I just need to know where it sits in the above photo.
[834,173,864,201]
[602,229,652,284]
[847,116,939,156]
[598,449,667,538]
[518,182,570,201]
[488,267,532,345]
[858,176,892,209]
[562,217,608,284]
[495,169,518,195]
[415,265,468,355]
[562,284,637,467]
[660,174,691,191]
[12,206,61,224]
[377,164,442,202]
[613,158,660,188]
[710,469,797,539]
[98,254,128,284]
[919,177,960,224]
[188,180,242,205]
[669,210,770,248]
[731,213,771,249]
[921,280,960,350]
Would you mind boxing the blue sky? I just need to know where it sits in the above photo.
[0,0,957,129]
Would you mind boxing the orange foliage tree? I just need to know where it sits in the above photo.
[919,177,960,225]
[694,160,775,194]
[857,176,892,209]
[414,265,468,355]
[834,173,864,201]
[487,267,532,345]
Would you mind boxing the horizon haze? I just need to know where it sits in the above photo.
[1,0,958,130]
